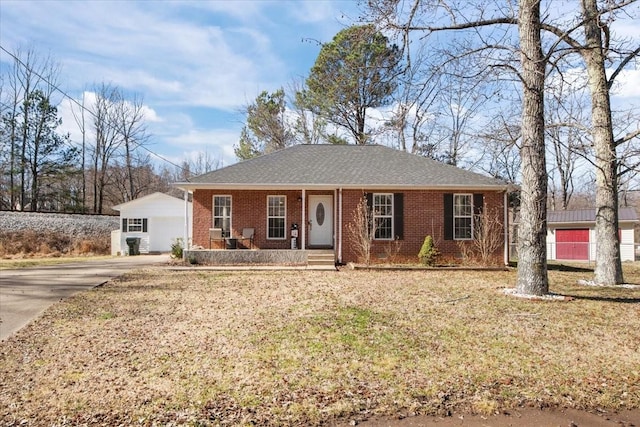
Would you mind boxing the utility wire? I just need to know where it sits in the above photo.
[0,44,192,178]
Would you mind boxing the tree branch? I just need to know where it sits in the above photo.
[608,46,640,89]
[615,128,640,146]
[404,17,516,33]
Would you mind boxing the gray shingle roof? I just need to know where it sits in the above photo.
[548,208,639,223]
[178,144,508,190]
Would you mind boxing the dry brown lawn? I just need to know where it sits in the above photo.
[1,263,639,426]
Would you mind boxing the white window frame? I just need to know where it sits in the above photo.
[267,195,286,240]
[213,195,232,238]
[373,193,394,240]
[126,218,145,232]
[454,193,473,240]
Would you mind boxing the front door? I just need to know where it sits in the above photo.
[308,195,333,247]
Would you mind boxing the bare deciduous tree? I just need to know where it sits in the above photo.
[347,196,376,264]
[458,207,505,266]
[90,83,122,213]
[115,92,149,202]
[545,81,591,210]
[69,91,88,211]
[0,46,64,211]
[366,0,638,289]
[478,113,522,184]
[366,0,549,295]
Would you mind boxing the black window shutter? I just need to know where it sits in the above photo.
[364,193,373,236]
[142,218,148,232]
[444,193,453,240]
[473,194,484,216]
[393,193,404,240]
[122,218,127,232]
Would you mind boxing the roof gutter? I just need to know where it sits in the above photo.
[172,182,513,192]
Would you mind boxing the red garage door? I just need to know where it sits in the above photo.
[556,229,589,260]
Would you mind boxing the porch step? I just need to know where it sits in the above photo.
[306,251,336,270]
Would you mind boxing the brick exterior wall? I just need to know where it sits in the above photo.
[192,188,506,264]
[340,189,505,264]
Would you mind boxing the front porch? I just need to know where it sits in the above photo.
[184,249,336,269]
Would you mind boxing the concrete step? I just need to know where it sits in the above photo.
[307,251,336,270]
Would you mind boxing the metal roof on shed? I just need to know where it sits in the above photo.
[548,208,639,223]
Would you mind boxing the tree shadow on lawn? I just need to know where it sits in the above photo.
[547,263,594,272]
[509,261,594,272]
[560,294,640,304]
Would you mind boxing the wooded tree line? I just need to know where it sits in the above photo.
[0,47,213,214]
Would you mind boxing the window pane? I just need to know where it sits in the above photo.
[268,196,285,216]
[267,196,286,239]
[454,195,471,216]
[128,218,143,232]
[453,194,473,240]
[268,218,285,238]
[375,217,392,239]
[213,196,232,237]
[372,193,393,240]
[454,218,472,239]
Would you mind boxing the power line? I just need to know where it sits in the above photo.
[0,44,191,177]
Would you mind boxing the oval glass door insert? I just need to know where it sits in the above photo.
[316,203,325,226]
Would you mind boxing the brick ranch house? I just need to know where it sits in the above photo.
[174,144,511,265]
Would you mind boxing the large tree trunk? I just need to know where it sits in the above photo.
[582,0,623,285]
[515,0,548,296]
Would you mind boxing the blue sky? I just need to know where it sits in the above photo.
[0,0,362,168]
[1,0,638,175]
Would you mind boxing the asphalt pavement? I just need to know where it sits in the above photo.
[0,254,170,341]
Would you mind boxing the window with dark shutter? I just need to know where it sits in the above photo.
[393,193,403,240]
[473,194,484,216]
[453,194,473,239]
[444,194,453,240]
[372,193,393,239]
[472,194,484,241]
[123,218,145,232]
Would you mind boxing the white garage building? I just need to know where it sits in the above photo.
[546,207,638,262]
[111,192,192,255]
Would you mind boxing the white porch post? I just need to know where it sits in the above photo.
[503,191,509,265]
[338,188,343,264]
[301,189,306,250]
[183,190,190,259]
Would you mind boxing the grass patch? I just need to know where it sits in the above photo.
[0,255,112,270]
[1,264,639,425]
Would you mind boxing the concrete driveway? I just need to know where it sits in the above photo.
[0,254,170,341]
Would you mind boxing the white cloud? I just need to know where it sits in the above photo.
[164,128,239,165]
[611,17,640,40]
[610,68,640,99]
[0,1,397,166]
[0,1,283,111]
[291,1,343,24]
